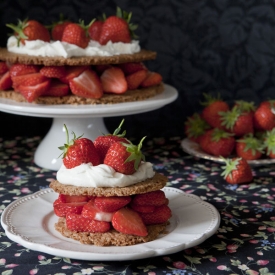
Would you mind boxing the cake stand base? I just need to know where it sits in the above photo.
[34,117,108,171]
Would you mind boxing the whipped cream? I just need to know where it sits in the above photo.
[7,36,140,58]
[56,162,155,188]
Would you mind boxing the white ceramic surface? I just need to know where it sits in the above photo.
[1,187,220,261]
[0,84,178,170]
[181,138,275,166]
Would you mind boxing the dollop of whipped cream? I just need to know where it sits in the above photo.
[7,36,140,58]
[56,162,155,188]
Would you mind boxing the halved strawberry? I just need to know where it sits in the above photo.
[94,196,131,212]
[60,65,89,83]
[140,71,162,88]
[130,202,155,213]
[66,213,111,233]
[58,194,89,203]
[118,62,146,75]
[100,67,127,94]
[112,208,148,236]
[12,72,48,90]
[126,69,147,90]
[0,62,9,74]
[132,190,167,206]
[54,201,87,217]
[0,71,12,90]
[81,200,114,222]
[40,66,66,78]
[17,80,51,102]
[9,64,40,80]
[140,204,172,225]
[69,69,103,99]
[42,80,69,97]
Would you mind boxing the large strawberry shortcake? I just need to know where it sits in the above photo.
[0,8,164,105]
[49,121,171,246]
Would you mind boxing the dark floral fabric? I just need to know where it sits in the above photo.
[1,135,275,275]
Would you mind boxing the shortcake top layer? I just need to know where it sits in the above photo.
[0,48,156,66]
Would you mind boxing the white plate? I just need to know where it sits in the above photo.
[0,84,178,118]
[1,187,220,261]
[181,138,275,166]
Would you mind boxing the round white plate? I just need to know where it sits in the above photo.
[0,84,178,118]
[181,138,275,166]
[1,187,220,261]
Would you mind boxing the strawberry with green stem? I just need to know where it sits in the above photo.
[236,133,264,160]
[201,93,229,129]
[104,136,146,175]
[59,124,101,168]
[263,128,275,158]
[254,100,275,131]
[221,157,253,184]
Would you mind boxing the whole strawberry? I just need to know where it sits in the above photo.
[236,133,264,160]
[59,124,101,169]
[62,20,91,48]
[221,157,253,184]
[6,19,50,46]
[98,7,138,45]
[201,93,229,129]
[94,119,129,162]
[199,128,235,157]
[50,14,71,41]
[104,137,146,175]
[254,100,275,131]
[184,113,210,143]
[219,106,254,136]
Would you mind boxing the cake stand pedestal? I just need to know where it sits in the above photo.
[0,84,178,170]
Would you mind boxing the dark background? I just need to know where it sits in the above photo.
[1,0,275,139]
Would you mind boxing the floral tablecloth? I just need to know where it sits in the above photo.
[1,135,275,275]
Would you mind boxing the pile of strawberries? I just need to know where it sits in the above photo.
[0,7,162,102]
[53,121,171,236]
[184,94,275,184]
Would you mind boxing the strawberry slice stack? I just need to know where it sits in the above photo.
[50,120,171,241]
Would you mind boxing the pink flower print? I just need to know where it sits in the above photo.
[227,244,238,253]
[6,264,19,268]
[37,255,45,260]
[257,260,269,265]
[217,265,228,270]
[249,239,259,244]
[267,227,275,232]
[173,261,187,269]
[209,257,217,262]
[0,259,6,265]
[29,269,38,275]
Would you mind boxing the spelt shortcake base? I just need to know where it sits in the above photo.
[55,217,168,246]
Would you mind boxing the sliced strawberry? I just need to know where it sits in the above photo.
[140,71,162,88]
[94,196,131,212]
[40,66,66,78]
[94,64,111,75]
[60,65,89,83]
[132,190,167,207]
[42,80,69,97]
[12,72,48,90]
[69,69,103,99]
[17,80,51,102]
[130,202,155,213]
[118,62,146,75]
[0,62,9,74]
[140,204,172,225]
[100,67,127,94]
[81,200,114,222]
[0,71,12,90]
[58,194,89,203]
[66,213,111,233]
[54,201,87,217]
[126,69,147,90]
[53,197,63,206]
[112,208,148,236]
[9,64,40,80]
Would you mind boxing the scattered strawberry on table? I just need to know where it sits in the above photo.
[52,121,171,236]
[0,7,163,102]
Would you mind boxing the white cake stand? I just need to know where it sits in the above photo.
[0,84,178,170]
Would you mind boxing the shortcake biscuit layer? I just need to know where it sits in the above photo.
[49,172,167,197]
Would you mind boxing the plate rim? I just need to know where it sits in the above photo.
[1,187,220,261]
[181,138,275,166]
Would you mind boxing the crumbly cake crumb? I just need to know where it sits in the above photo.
[55,217,168,246]
[49,172,167,197]
[0,83,164,105]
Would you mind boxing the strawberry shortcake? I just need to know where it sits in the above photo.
[0,8,164,105]
[49,121,171,246]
